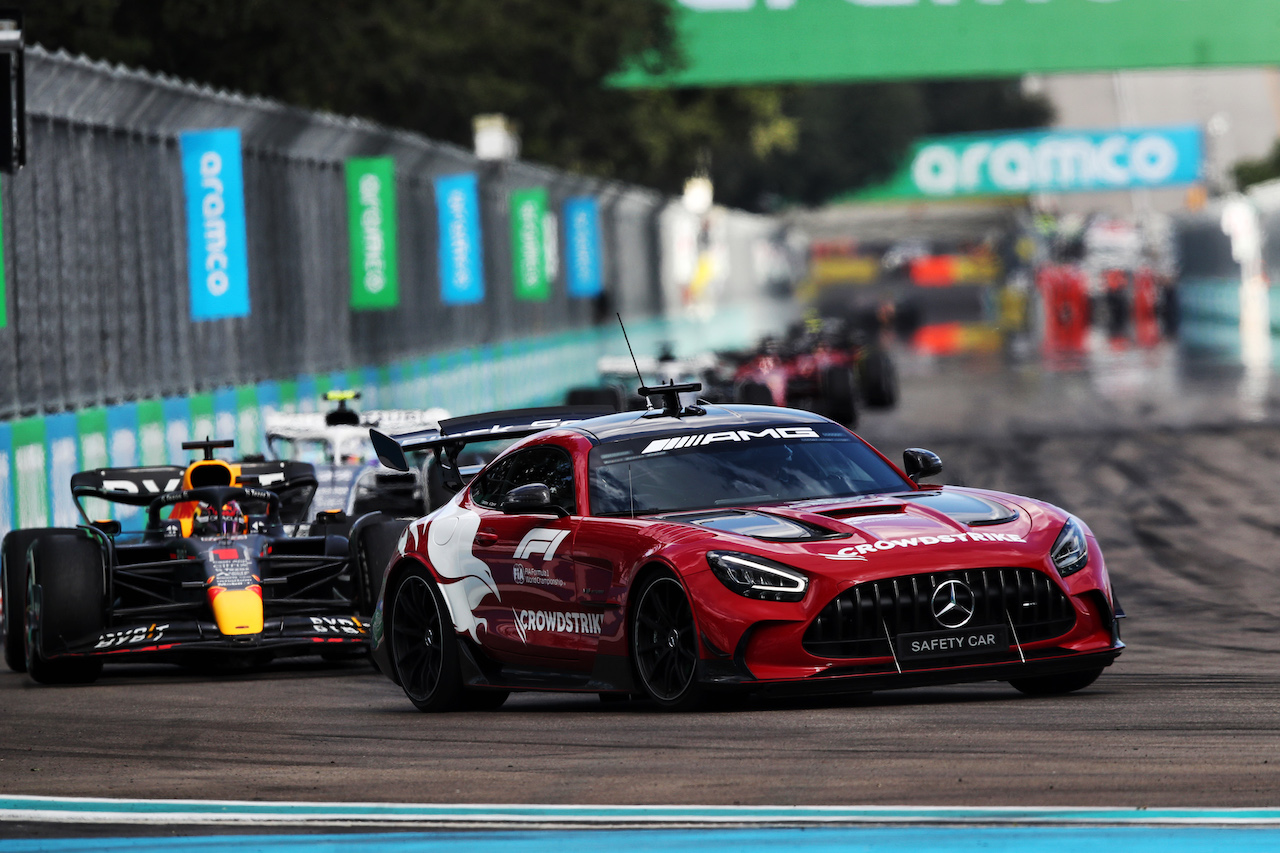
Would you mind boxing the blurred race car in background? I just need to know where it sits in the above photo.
[264,390,449,526]
[0,438,409,684]
[564,323,897,428]
[365,384,1121,712]
[731,320,898,427]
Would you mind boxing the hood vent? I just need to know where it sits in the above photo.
[667,510,839,541]
[816,504,907,520]
[900,491,1019,526]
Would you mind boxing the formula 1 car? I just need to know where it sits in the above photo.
[0,439,409,683]
[732,323,898,428]
[365,385,1123,712]
[264,390,450,524]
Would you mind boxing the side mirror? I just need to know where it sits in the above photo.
[903,448,943,483]
[90,519,121,536]
[500,483,567,517]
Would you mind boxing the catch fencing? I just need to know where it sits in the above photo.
[0,47,783,420]
[0,47,787,534]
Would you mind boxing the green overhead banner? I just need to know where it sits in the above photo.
[511,188,550,301]
[346,157,399,310]
[616,0,1280,88]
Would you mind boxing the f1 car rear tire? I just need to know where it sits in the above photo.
[1008,667,1103,696]
[735,381,773,406]
[25,532,105,685]
[2,528,58,672]
[858,349,899,409]
[354,515,410,616]
[820,365,859,428]
[388,567,464,712]
[631,572,705,711]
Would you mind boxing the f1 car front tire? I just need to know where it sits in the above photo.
[2,528,59,672]
[25,531,105,685]
[1008,667,1103,696]
[388,568,464,711]
[631,572,705,711]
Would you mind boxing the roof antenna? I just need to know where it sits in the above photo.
[617,312,651,410]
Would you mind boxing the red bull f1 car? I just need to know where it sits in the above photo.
[1,439,408,683]
[367,385,1123,711]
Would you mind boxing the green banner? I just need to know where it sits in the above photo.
[12,417,47,529]
[346,157,399,310]
[511,187,550,301]
[616,0,1280,88]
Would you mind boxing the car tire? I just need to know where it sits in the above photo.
[25,532,105,685]
[630,571,705,711]
[2,528,59,672]
[820,365,858,428]
[734,381,773,406]
[858,349,899,409]
[387,567,464,712]
[1008,667,1102,696]
[354,515,410,616]
[566,386,623,412]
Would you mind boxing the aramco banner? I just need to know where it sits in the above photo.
[346,157,399,310]
[615,0,1280,87]
[435,173,485,305]
[564,196,603,299]
[857,125,1203,200]
[179,128,250,320]
[510,187,550,301]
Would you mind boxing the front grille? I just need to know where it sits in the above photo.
[802,567,1076,659]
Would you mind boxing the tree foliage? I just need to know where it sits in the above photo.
[17,0,1051,209]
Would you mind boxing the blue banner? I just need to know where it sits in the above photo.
[564,196,603,298]
[435,173,485,305]
[162,397,191,466]
[45,413,80,527]
[180,128,251,320]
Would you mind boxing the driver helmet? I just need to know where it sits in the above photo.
[195,500,247,536]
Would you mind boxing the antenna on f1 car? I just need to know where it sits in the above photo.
[617,312,651,410]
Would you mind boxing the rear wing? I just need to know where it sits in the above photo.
[370,406,613,478]
[71,460,319,525]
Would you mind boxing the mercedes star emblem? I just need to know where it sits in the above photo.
[931,579,976,629]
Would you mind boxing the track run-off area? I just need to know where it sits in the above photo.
[1,346,1279,848]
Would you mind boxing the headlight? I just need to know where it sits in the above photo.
[707,551,808,602]
[1051,517,1089,577]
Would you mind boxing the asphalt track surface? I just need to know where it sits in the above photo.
[1,340,1279,833]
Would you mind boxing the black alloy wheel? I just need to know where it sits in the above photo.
[632,573,703,710]
[389,569,463,712]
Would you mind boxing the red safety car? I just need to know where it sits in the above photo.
[367,386,1123,712]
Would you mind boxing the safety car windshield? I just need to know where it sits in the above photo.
[588,423,911,515]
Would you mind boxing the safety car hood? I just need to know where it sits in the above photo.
[661,487,1039,557]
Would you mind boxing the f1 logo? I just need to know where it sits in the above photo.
[514,528,570,561]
